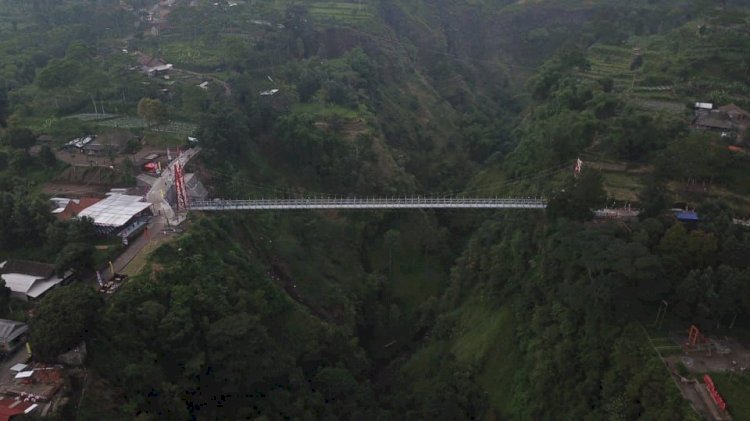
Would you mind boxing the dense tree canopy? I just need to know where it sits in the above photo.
[137,97,168,127]
[2,0,749,419]
[30,284,103,361]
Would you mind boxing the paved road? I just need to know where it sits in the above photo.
[114,218,163,272]
[97,147,200,281]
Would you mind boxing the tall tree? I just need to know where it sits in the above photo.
[2,127,36,150]
[30,284,103,361]
[137,97,168,127]
[547,171,607,220]
[54,242,95,276]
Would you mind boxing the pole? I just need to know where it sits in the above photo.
[658,300,669,329]
[653,305,663,326]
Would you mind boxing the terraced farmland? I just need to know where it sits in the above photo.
[274,1,373,25]
[581,43,688,113]
[67,114,197,136]
[580,44,639,91]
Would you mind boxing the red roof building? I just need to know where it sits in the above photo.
[0,396,37,421]
[54,197,103,221]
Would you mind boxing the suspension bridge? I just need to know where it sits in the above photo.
[187,197,548,211]
[167,151,581,213]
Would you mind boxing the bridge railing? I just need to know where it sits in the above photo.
[186,197,548,210]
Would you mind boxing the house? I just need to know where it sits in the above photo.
[260,88,280,96]
[718,103,750,125]
[0,395,38,420]
[137,55,173,77]
[63,135,95,151]
[0,319,28,354]
[138,55,165,68]
[50,197,102,221]
[675,210,700,222]
[693,103,750,141]
[0,260,72,301]
[593,207,640,221]
[81,143,108,155]
[693,112,734,131]
[80,131,133,156]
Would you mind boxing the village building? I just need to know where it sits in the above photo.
[0,261,72,301]
[593,207,640,221]
[693,103,750,142]
[76,194,152,235]
[81,131,134,157]
[62,135,95,152]
[0,320,28,354]
[675,210,700,222]
[137,55,173,77]
[50,197,103,221]
[718,103,750,125]
[0,396,38,420]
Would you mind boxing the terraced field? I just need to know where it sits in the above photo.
[581,43,689,112]
[0,10,26,32]
[66,114,197,136]
[159,38,225,70]
[309,1,372,23]
[581,44,674,95]
[272,0,373,25]
[581,44,635,89]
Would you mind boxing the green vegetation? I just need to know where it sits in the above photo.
[712,373,750,420]
[136,97,168,128]
[2,0,750,419]
[30,284,103,361]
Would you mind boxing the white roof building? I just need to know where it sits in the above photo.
[151,64,173,72]
[50,197,74,214]
[0,260,70,301]
[0,319,28,352]
[77,194,151,228]
[64,135,95,149]
[260,88,280,96]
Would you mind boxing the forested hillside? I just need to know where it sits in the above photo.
[1,0,750,419]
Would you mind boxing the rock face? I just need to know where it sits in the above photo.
[57,342,87,366]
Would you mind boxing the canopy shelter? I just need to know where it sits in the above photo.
[76,194,151,233]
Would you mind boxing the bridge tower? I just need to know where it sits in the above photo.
[173,163,189,211]
[574,158,583,177]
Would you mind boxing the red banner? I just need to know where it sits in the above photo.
[703,374,727,410]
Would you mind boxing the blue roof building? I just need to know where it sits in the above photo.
[676,211,700,222]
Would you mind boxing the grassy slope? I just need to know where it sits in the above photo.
[368,219,446,309]
[709,373,750,420]
[451,303,518,414]
[401,300,520,416]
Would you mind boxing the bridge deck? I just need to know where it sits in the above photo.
[188,198,547,211]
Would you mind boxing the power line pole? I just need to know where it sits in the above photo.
[653,300,669,329]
